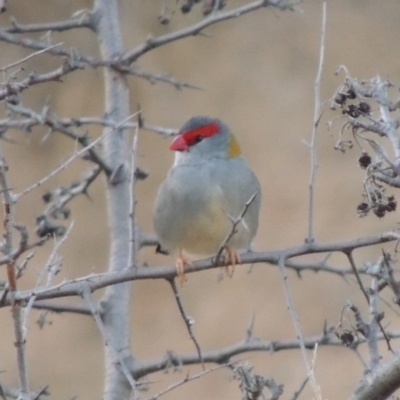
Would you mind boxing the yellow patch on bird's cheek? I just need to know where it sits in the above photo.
[228,134,242,158]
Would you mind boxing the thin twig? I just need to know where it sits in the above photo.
[347,254,393,351]
[0,42,63,72]
[0,59,83,100]
[309,344,323,400]
[145,362,236,400]
[277,254,311,378]
[7,106,112,174]
[346,251,369,302]
[368,278,380,370]
[16,112,138,199]
[215,192,259,264]
[44,166,102,218]
[291,376,309,400]
[44,223,75,288]
[168,279,205,370]
[128,125,139,269]
[115,65,202,90]
[307,0,326,243]
[22,223,76,334]
[31,301,91,315]
[381,250,400,305]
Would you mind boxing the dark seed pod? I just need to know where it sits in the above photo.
[346,89,356,99]
[347,104,360,118]
[42,192,53,203]
[358,153,372,169]
[340,331,355,346]
[387,196,397,212]
[158,14,170,25]
[181,0,194,13]
[357,203,369,212]
[334,93,347,105]
[373,204,386,218]
[358,102,371,115]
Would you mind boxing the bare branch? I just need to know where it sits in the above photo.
[0,231,396,306]
[0,104,112,177]
[133,329,400,379]
[0,58,83,100]
[0,29,100,66]
[0,150,30,399]
[123,0,298,63]
[5,12,94,33]
[42,167,102,221]
[349,353,400,400]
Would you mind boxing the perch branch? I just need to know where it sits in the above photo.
[0,231,397,306]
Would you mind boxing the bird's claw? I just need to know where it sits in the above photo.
[223,246,240,278]
[176,250,193,286]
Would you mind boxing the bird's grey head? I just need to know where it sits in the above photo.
[170,116,238,164]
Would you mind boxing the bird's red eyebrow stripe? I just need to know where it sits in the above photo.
[182,122,219,144]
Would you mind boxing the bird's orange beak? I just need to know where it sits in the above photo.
[169,135,189,152]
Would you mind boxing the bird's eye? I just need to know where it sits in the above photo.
[193,135,203,144]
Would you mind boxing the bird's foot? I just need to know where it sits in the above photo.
[176,250,193,286]
[223,246,240,278]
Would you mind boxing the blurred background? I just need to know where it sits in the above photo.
[1,0,400,398]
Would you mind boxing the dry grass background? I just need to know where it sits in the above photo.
[1,0,400,399]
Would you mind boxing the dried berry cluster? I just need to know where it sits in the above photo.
[357,190,397,219]
[334,88,371,118]
[356,153,397,218]
[35,184,77,237]
[180,0,226,15]
[158,0,227,25]
[332,81,400,219]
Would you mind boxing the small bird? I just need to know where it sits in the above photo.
[153,116,261,282]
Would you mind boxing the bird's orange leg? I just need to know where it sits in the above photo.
[223,246,241,278]
[176,249,193,286]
